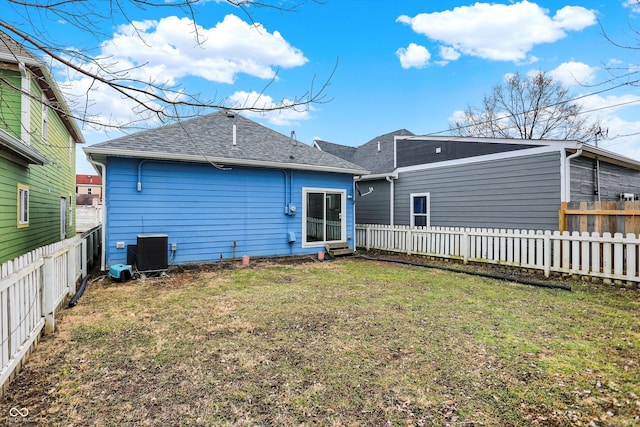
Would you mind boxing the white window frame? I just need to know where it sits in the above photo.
[68,193,73,227]
[60,196,67,240]
[302,187,346,247]
[410,192,430,227]
[17,184,29,228]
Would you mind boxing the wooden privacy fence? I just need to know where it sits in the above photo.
[0,226,101,395]
[559,201,640,235]
[356,224,640,285]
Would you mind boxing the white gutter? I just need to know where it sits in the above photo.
[564,146,583,203]
[0,128,48,164]
[83,147,368,176]
[354,171,398,181]
[386,175,395,226]
[86,155,107,271]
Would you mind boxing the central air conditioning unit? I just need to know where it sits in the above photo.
[136,234,168,272]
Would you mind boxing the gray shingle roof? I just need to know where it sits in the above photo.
[0,30,42,64]
[316,129,414,175]
[314,140,357,162]
[85,112,368,174]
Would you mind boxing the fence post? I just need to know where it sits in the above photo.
[462,229,469,264]
[626,233,637,282]
[81,238,88,279]
[406,228,412,255]
[613,233,624,278]
[543,231,551,277]
[67,240,77,297]
[42,255,56,334]
[558,202,567,232]
[366,226,371,251]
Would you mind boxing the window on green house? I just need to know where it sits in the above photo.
[17,184,29,228]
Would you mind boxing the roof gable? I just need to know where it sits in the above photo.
[315,129,415,175]
[314,140,357,162]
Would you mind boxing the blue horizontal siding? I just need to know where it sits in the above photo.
[105,158,355,267]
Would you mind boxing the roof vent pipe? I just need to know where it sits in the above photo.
[377,141,381,152]
[233,124,237,146]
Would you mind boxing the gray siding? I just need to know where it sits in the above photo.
[394,152,562,230]
[355,179,390,224]
[570,157,640,201]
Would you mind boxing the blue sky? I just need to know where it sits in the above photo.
[5,1,640,173]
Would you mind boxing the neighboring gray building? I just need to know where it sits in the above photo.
[314,129,414,225]
[315,134,640,231]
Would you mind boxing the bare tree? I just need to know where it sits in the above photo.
[449,71,601,142]
[0,0,332,130]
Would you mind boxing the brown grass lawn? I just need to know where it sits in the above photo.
[1,257,639,426]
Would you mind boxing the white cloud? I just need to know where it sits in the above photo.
[573,93,640,159]
[552,6,599,31]
[397,1,596,63]
[548,61,598,86]
[226,91,313,126]
[439,46,461,62]
[448,110,466,124]
[623,0,640,12]
[595,113,640,160]
[396,43,431,69]
[54,14,308,130]
[580,93,640,116]
[102,14,307,85]
[56,71,165,129]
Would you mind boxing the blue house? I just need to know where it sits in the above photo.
[84,112,367,269]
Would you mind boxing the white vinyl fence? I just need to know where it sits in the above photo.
[306,218,342,242]
[0,226,100,394]
[356,224,640,284]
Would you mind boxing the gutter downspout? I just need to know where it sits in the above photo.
[564,146,583,203]
[386,176,395,226]
[87,156,107,271]
[595,155,601,202]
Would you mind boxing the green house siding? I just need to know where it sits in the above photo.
[0,67,77,264]
[0,69,21,139]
